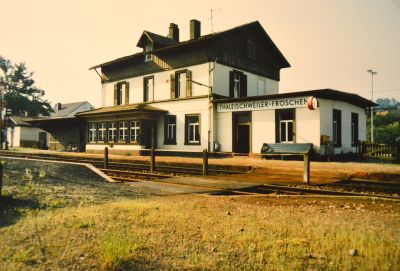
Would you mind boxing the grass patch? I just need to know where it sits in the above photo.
[0,196,399,270]
[99,232,145,270]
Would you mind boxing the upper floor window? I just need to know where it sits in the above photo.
[144,44,153,62]
[170,70,192,99]
[246,40,256,60]
[257,77,267,96]
[229,70,247,98]
[164,115,176,144]
[114,82,129,106]
[143,76,154,102]
[333,109,342,147]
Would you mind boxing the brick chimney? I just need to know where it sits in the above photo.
[190,19,201,40]
[168,23,179,42]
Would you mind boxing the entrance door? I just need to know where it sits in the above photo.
[236,124,250,154]
[140,120,157,149]
[38,132,47,149]
[232,112,251,154]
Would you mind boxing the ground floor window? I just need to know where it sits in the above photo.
[185,114,200,145]
[275,109,295,143]
[118,121,128,143]
[98,122,107,142]
[333,109,342,147]
[88,123,97,143]
[351,112,359,146]
[130,121,140,143]
[108,122,116,143]
[164,115,176,144]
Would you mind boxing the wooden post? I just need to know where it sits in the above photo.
[104,147,109,169]
[150,147,155,173]
[303,153,310,184]
[0,162,3,197]
[202,149,208,176]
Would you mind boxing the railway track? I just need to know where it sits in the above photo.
[1,151,399,200]
[100,168,400,200]
[0,151,248,175]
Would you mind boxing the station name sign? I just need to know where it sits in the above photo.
[217,97,311,113]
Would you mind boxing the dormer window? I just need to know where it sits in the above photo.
[145,44,153,62]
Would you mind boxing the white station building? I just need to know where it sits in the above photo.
[78,20,374,156]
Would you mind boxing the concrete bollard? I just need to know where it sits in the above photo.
[104,147,109,169]
[203,149,208,176]
[303,153,310,184]
[150,148,155,173]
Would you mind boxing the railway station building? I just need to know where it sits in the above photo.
[77,20,374,156]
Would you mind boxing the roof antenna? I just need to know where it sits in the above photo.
[208,8,221,33]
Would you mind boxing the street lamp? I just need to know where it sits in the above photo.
[367,69,377,143]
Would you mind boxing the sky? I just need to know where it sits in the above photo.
[0,0,399,108]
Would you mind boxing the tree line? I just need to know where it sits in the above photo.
[0,55,52,117]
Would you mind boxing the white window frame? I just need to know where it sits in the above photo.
[144,77,154,102]
[108,122,116,143]
[257,77,267,96]
[130,121,140,143]
[145,45,153,62]
[280,120,293,143]
[234,73,241,98]
[176,72,186,98]
[187,115,200,144]
[89,123,97,143]
[118,121,128,143]
[98,122,106,142]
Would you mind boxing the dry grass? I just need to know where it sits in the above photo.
[0,195,399,270]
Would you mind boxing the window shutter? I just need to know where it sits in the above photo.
[170,73,176,99]
[186,70,192,97]
[240,73,247,97]
[114,84,118,106]
[184,115,188,145]
[164,116,168,144]
[125,82,129,105]
[229,71,234,98]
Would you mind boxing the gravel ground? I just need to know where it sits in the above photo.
[7,148,400,176]
[1,157,143,203]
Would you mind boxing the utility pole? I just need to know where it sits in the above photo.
[0,77,6,150]
[367,69,377,143]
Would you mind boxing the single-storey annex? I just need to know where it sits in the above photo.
[78,20,374,156]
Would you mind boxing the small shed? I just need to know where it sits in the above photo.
[6,116,49,149]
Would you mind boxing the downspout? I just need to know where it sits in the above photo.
[208,58,217,152]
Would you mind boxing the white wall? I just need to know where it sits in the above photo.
[7,127,20,147]
[212,63,279,97]
[319,99,367,154]
[19,127,46,141]
[251,110,276,153]
[155,98,210,151]
[6,126,49,148]
[101,63,211,107]
[295,107,321,149]
[216,112,232,152]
